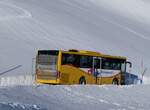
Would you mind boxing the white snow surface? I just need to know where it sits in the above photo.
[0,0,150,109]
[0,85,150,110]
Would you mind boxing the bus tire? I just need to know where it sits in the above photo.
[112,78,119,85]
[79,77,86,85]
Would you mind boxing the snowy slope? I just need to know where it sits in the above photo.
[0,0,150,77]
[0,85,150,110]
[0,0,150,110]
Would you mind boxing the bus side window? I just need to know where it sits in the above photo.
[112,62,121,70]
[66,55,75,64]
[102,59,112,70]
[80,56,92,68]
[102,58,125,70]
[62,54,80,67]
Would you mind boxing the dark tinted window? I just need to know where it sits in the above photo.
[80,56,93,68]
[62,54,92,68]
[62,54,80,67]
[38,50,59,55]
[102,58,125,70]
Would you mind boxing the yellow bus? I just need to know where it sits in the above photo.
[35,49,132,85]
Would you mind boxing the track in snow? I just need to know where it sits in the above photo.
[0,65,22,76]
[101,17,150,42]
[0,2,32,21]
[0,103,46,110]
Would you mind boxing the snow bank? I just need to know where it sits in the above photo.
[0,75,34,86]
[0,85,150,110]
[143,76,150,84]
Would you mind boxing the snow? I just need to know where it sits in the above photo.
[0,75,34,86]
[0,103,45,110]
[0,0,150,109]
[0,85,150,110]
[90,0,150,25]
[0,2,32,21]
[143,76,150,84]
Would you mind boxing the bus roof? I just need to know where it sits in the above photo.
[38,49,127,60]
[62,49,127,60]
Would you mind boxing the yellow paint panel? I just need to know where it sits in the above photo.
[60,65,96,84]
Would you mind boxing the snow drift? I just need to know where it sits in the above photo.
[0,75,34,86]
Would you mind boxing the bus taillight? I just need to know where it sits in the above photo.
[57,71,60,78]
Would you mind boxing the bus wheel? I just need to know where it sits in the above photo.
[79,77,86,85]
[112,78,119,85]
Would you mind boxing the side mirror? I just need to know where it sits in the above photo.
[126,61,132,68]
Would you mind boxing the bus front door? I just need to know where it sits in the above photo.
[93,57,101,84]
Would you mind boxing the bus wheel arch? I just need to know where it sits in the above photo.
[79,76,86,85]
[112,78,119,85]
